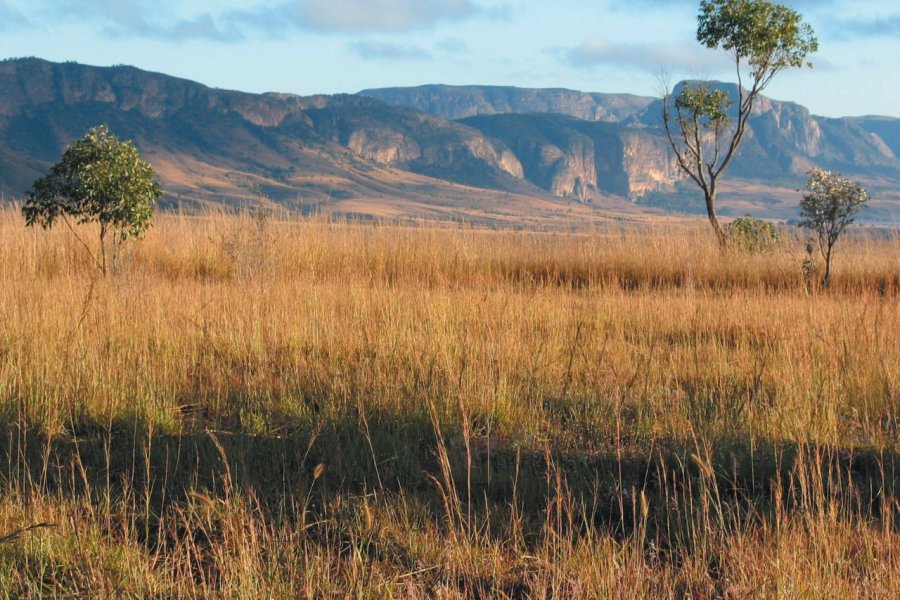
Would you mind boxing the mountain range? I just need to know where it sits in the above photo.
[1,58,897,224]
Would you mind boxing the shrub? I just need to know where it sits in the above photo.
[725,215,780,253]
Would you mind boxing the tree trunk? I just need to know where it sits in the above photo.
[822,243,833,287]
[99,224,108,276]
[704,190,727,249]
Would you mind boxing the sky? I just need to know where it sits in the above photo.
[0,0,898,118]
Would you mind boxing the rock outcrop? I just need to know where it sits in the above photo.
[459,114,677,200]
[851,116,900,157]
[0,58,538,203]
[376,81,899,200]
[360,84,654,123]
[0,59,897,220]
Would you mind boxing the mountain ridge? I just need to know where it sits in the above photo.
[359,84,655,124]
[1,58,897,224]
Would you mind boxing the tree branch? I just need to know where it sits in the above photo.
[663,92,706,191]
[61,213,105,273]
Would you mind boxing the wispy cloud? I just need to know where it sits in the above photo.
[283,0,480,33]
[26,0,502,41]
[349,41,431,61]
[563,36,731,74]
[603,0,835,11]
[436,37,470,54]
[828,13,900,39]
[0,1,28,30]
[153,15,239,42]
[47,0,156,32]
[30,0,236,41]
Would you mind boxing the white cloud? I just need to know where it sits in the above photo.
[349,41,432,60]
[23,0,494,40]
[829,13,900,39]
[603,0,836,10]
[565,36,732,75]
[290,0,478,33]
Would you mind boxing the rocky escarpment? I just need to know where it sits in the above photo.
[460,114,677,200]
[641,82,897,180]
[0,57,328,128]
[375,81,899,201]
[619,130,681,197]
[0,58,538,201]
[360,85,654,123]
[1,59,897,218]
[300,95,527,190]
[852,116,900,157]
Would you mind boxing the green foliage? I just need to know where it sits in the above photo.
[23,125,162,244]
[724,215,779,252]
[800,170,869,232]
[698,0,818,82]
[675,85,732,131]
[799,169,868,285]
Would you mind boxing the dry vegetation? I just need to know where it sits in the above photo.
[0,207,897,598]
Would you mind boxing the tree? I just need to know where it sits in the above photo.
[23,125,163,274]
[799,169,868,287]
[663,0,817,248]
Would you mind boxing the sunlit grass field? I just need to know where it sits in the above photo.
[0,208,897,597]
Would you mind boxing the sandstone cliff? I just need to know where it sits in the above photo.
[0,58,539,205]
[374,81,899,200]
[360,84,653,123]
[459,114,679,201]
[1,59,897,222]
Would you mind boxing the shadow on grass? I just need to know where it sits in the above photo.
[1,409,897,548]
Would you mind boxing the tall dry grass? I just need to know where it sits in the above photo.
[0,207,897,597]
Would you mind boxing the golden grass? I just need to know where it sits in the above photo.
[0,207,897,597]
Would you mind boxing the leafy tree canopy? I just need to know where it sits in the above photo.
[675,86,732,130]
[698,0,818,86]
[23,125,162,244]
[800,169,868,241]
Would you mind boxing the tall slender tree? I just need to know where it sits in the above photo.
[663,0,817,248]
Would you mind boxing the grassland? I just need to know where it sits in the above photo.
[0,208,897,598]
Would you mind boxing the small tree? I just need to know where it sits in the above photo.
[799,169,868,287]
[663,0,817,248]
[23,125,163,274]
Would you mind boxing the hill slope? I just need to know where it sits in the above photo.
[1,59,897,223]
[364,83,900,222]
[1,58,598,224]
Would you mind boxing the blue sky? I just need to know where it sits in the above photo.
[1,0,898,117]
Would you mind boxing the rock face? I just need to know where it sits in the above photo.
[459,113,689,200]
[639,82,897,180]
[460,115,596,197]
[373,81,899,199]
[360,84,654,123]
[0,59,897,219]
[0,58,321,126]
[619,131,681,197]
[0,58,538,203]
[296,95,529,190]
[851,117,900,157]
